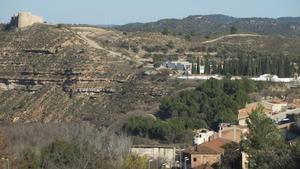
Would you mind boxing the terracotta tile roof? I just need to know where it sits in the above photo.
[238,102,275,119]
[238,102,259,119]
[269,99,287,104]
[221,126,248,142]
[185,138,230,155]
[211,125,249,143]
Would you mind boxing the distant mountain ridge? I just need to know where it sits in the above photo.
[115,14,300,37]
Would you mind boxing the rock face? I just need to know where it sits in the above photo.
[10,12,43,28]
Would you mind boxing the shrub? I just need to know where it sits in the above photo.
[162,28,169,35]
[56,24,64,28]
[122,154,148,169]
[1,123,132,169]
[41,140,80,168]
[17,148,40,169]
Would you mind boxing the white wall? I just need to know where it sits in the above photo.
[131,146,176,168]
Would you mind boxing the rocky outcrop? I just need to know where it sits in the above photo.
[24,48,56,54]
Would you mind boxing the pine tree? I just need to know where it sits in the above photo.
[256,57,262,76]
[196,56,200,74]
[222,59,228,75]
[191,61,196,74]
[264,57,271,74]
[211,61,217,74]
[284,56,292,77]
[204,59,210,74]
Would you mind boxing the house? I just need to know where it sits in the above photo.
[238,102,260,126]
[238,99,300,125]
[199,66,205,74]
[177,63,185,71]
[183,138,230,169]
[261,99,288,113]
[162,61,192,75]
[131,145,177,168]
[193,129,215,145]
[250,74,295,83]
[211,124,248,143]
[164,61,177,69]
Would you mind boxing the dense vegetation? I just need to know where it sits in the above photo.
[221,109,300,169]
[158,78,258,126]
[200,53,299,77]
[123,116,206,143]
[17,140,147,169]
[116,14,300,37]
[0,123,149,169]
[123,77,262,143]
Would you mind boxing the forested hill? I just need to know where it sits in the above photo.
[115,14,300,37]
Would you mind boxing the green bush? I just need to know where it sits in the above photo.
[41,140,81,168]
[123,116,207,143]
[56,24,64,28]
[123,117,171,140]
[17,148,40,169]
[122,154,148,169]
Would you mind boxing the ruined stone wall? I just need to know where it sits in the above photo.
[13,12,43,28]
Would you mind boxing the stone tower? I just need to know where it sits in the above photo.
[10,12,44,28]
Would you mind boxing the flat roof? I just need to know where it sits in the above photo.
[132,145,178,149]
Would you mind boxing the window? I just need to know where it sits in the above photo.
[193,158,197,162]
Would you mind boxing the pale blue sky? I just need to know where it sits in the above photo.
[1,0,300,25]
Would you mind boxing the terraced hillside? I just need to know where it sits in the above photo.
[0,24,185,126]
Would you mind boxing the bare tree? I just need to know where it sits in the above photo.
[0,122,132,169]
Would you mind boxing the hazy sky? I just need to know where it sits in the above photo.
[1,0,300,25]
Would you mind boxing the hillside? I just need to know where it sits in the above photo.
[116,14,300,37]
[0,25,177,126]
[0,21,300,128]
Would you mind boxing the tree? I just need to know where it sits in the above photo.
[211,60,217,74]
[56,24,64,28]
[241,109,297,169]
[221,142,242,169]
[291,139,300,167]
[204,59,211,74]
[122,154,148,169]
[192,61,197,74]
[197,57,201,74]
[166,40,175,49]
[162,28,169,35]
[17,148,40,169]
[41,140,81,168]
[185,35,192,41]
[230,26,238,34]
[5,123,132,169]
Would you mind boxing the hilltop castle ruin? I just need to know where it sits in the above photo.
[10,12,44,28]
